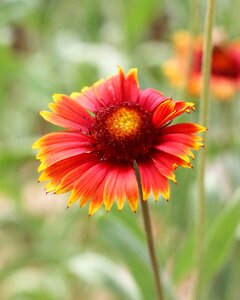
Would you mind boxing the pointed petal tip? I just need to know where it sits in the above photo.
[162,190,170,201]
[128,200,138,213]
[197,124,207,132]
[70,92,81,99]
[117,64,125,74]
[38,163,46,173]
[67,197,77,209]
[39,110,51,121]
[89,202,102,216]
[32,140,40,149]
[52,93,64,103]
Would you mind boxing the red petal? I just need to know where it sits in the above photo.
[153,150,192,170]
[159,123,206,135]
[124,167,139,212]
[139,88,167,112]
[40,94,93,131]
[34,132,93,171]
[56,156,99,194]
[155,122,205,162]
[151,151,177,182]
[103,164,138,212]
[158,133,203,150]
[71,67,140,113]
[67,162,111,212]
[139,158,170,200]
[38,154,93,192]
[104,164,139,212]
[155,142,193,162]
[153,100,195,128]
[103,166,121,211]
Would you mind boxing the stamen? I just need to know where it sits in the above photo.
[106,107,141,140]
[90,102,156,163]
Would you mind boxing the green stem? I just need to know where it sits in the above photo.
[133,160,165,300]
[196,0,215,299]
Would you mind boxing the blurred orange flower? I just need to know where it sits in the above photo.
[33,67,205,215]
[163,30,240,100]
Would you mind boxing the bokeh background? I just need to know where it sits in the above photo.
[0,0,240,299]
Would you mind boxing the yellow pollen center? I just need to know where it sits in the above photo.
[106,107,141,140]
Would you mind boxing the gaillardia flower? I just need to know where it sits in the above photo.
[163,30,240,100]
[33,67,205,215]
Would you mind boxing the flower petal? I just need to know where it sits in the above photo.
[124,167,139,212]
[103,166,120,212]
[154,122,206,162]
[154,138,203,163]
[55,155,99,194]
[151,149,195,187]
[71,67,140,112]
[159,123,206,135]
[139,158,170,201]
[67,162,111,213]
[155,142,193,162]
[34,132,93,171]
[103,164,139,212]
[158,133,204,150]
[152,100,195,128]
[139,88,167,112]
[40,94,93,131]
[38,154,93,193]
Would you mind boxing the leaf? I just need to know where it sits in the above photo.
[172,189,240,285]
[67,252,141,300]
[203,189,240,283]
[97,212,154,300]
[172,232,195,282]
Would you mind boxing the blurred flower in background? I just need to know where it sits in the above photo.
[162,29,240,100]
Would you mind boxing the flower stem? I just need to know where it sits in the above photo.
[133,160,165,300]
[196,0,215,299]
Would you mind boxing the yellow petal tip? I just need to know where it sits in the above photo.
[52,94,64,103]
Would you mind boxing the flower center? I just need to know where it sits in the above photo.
[90,103,155,163]
[105,107,141,140]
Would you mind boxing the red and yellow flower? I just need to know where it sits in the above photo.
[33,67,205,215]
[163,30,240,100]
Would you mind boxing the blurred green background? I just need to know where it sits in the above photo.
[0,0,240,299]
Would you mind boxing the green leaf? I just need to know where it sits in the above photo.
[172,232,195,282]
[67,252,141,300]
[172,189,240,285]
[203,189,240,283]
[97,212,154,300]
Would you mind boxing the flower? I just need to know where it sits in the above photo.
[163,30,240,100]
[33,67,205,215]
